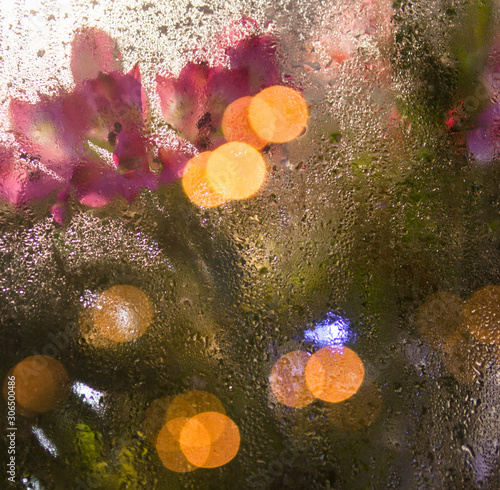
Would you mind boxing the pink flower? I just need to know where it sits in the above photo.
[301,0,393,83]
[70,130,156,208]
[467,103,500,164]
[1,23,284,222]
[156,63,211,145]
[5,28,160,222]
[79,63,148,139]
[466,32,500,164]
[156,27,280,149]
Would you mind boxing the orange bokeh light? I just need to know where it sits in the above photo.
[269,351,315,408]
[166,390,226,422]
[442,329,493,384]
[463,285,500,345]
[92,284,153,343]
[416,291,463,349]
[179,412,240,468]
[156,417,197,473]
[305,346,364,403]
[143,396,171,442]
[221,96,269,150]
[3,355,70,413]
[206,142,266,200]
[248,86,308,143]
[182,152,227,208]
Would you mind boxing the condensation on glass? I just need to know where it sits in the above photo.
[1,0,500,489]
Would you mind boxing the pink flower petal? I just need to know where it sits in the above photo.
[0,146,61,205]
[157,146,192,184]
[70,27,121,83]
[226,34,281,93]
[467,104,500,164]
[156,63,210,143]
[9,97,78,173]
[113,130,150,174]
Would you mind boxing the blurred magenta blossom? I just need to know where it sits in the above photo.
[467,34,500,164]
[156,20,280,149]
[4,28,160,222]
[467,103,500,164]
[1,22,279,222]
[313,0,393,74]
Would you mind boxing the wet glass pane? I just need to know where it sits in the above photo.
[1,0,500,488]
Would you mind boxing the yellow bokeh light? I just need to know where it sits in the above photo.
[305,346,364,404]
[206,142,266,200]
[182,152,227,208]
[3,356,69,414]
[463,285,500,345]
[92,284,153,343]
[269,351,315,408]
[166,390,226,422]
[156,417,197,473]
[179,412,240,468]
[221,96,269,150]
[248,86,308,143]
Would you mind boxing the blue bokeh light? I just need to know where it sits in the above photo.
[303,312,351,347]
